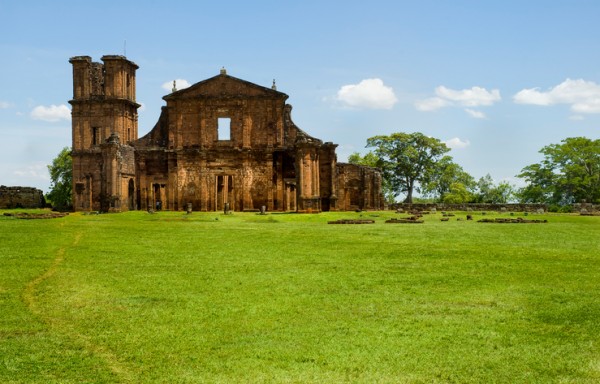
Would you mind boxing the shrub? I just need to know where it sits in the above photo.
[558,205,573,213]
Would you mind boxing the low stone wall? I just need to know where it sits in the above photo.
[573,203,600,213]
[391,203,547,213]
[0,186,46,209]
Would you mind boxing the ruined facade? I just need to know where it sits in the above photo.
[69,55,383,212]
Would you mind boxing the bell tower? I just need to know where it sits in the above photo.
[69,55,140,211]
[69,55,139,150]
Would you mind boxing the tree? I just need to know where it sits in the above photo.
[347,151,380,167]
[365,132,450,203]
[443,182,473,204]
[516,163,557,203]
[488,181,516,204]
[46,147,72,211]
[473,174,494,203]
[517,137,600,205]
[473,174,515,204]
[421,155,475,202]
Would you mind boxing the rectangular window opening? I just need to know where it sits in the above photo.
[92,127,100,145]
[218,117,231,141]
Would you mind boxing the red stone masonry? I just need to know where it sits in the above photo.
[70,56,383,212]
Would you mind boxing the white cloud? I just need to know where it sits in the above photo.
[572,100,600,113]
[13,162,50,181]
[513,78,600,113]
[444,137,471,149]
[336,78,398,109]
[414,97,451,111]
[0,101,12,109]
[436,86,501,107]
[162,79,192,92]
[415,85,500,117]
[464,108,486,119]
[512,88,553,106]
[30,104,71,122]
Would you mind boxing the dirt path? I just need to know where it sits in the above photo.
[22,232,136,382]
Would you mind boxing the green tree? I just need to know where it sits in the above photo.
[516,163,557,203]
[474,174,494,203]
[46,147,72,211]
[473,174,515,204]
[517,137,600,204]
[443,182,473,204]
[365,132,450,203]
[421,155,475,202]
[347,151,380,167]
[489,181,516,204]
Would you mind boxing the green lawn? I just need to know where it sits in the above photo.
[1,209,599,383]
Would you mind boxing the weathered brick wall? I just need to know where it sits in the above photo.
[162,72,288,151]
[0,186,46,209]
[119,145,136,176]
[72,150,102,211]
[336,163,384,211]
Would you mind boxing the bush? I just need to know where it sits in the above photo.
[558,205,573,213]
[46,147,72,211]
[548,204,560,213]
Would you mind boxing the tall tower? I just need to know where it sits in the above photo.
[69,55,139,150]
[69,55,140,211]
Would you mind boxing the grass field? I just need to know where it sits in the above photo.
[1,209,599,383]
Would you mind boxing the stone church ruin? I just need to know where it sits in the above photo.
[69,55,383,212]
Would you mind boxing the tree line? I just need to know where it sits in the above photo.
[348,132,600,209]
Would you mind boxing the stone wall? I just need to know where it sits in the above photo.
[391,203,547,212]
[0,186,46,209]
[573,203,600,213]
[336,163,385,211]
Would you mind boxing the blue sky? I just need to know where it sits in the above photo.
[2,0,600,194]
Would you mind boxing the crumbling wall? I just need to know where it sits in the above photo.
[0,186,46,209]
[336,163,384,211]
[573,203,600,213]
